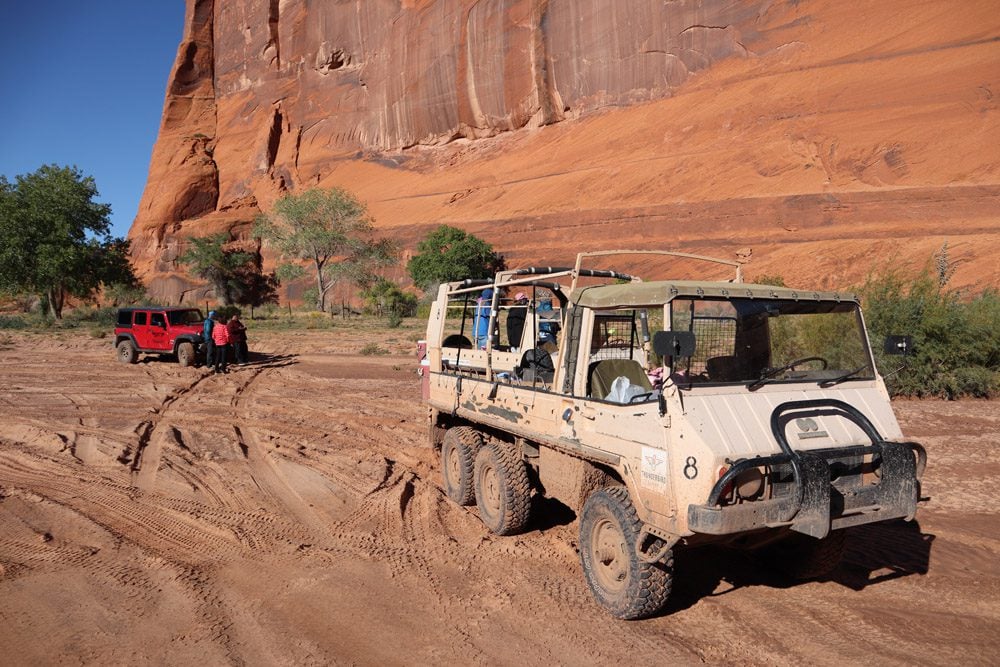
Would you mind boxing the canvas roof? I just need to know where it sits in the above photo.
[570,281,860,308]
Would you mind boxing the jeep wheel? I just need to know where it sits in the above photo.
[579,487,673,619]
[474,441,531,535]
[116,340,138,364]
[177,341,195,367]
[441,426,481,506]
[764,529,847,580]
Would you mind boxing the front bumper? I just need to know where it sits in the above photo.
[687,398,927,539]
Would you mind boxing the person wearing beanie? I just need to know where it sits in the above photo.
[202,310,216,368]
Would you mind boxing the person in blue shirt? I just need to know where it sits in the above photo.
[473,289,493,349]
[203,310,216,368]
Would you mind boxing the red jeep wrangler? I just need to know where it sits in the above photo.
[114,307,205,367]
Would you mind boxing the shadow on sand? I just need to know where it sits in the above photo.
[661,519,934,615]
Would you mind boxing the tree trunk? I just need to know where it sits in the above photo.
[47,286,65,319]
[315,259,327,312]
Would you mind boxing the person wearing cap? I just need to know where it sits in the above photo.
[474,288,494,349]
[506,291,529,351]
[202,310,216,368]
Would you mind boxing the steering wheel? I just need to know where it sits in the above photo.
[784,356,828,370]
[628,392,656,404]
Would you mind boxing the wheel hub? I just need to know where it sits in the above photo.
[592,518,628,590]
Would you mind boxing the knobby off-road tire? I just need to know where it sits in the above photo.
[176,341,195,367]
[579,486,673,620]
[474,441,531,536]
[441,426,482,506]
[116,340,138,364]
[765,529,847,580]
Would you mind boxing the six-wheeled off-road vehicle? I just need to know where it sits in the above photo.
[114,307,205,367]
[420,250,926,619]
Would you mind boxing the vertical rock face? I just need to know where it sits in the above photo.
[134,0,760,232]
[132,0,1000,302]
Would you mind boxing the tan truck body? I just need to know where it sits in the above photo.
[421,251,925,618]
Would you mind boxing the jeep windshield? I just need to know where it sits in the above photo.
[167,309,204,326]
[668,298,874,387]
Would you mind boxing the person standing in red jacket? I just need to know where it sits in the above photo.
[211,313,231,374]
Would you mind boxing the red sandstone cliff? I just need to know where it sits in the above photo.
[131,0,1000,302]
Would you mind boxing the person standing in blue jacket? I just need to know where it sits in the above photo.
[203,310,216,368]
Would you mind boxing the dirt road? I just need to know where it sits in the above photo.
[1,327,997,665]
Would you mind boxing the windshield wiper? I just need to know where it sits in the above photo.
[818,363,871,388]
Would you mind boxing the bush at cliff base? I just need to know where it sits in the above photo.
[861,270,1000,399]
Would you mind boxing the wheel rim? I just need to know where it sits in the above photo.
[591,517,629,594]
[444,443,460,491]
[481,460,501,518]
[119,345,130,360]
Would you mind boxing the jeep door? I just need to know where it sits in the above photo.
[132,311,151,348]
[148,312,168,350]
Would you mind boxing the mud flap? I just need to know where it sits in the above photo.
[790,454,831,539]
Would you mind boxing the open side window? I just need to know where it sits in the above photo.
[567,307,658,403]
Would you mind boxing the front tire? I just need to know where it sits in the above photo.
[116,340,138,364]
[473,441,531,535]
[441,426,481,506]
[176,341,195,367]
[579,487,673,619]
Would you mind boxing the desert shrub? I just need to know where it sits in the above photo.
[362,278,418,318]
[64,306,117,326]
[360,342,388,356]
[860,269,1000,398]
[387,311,403,328]
[303,311,334,329]
[0,314,30,329]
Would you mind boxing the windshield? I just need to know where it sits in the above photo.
[167,309,203,326]
[668,298,873,386]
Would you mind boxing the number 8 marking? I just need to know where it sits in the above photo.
[683,456,698,480]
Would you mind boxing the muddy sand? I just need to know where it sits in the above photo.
[1,325,998,665]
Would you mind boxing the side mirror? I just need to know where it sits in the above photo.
[652,330,696,358]
[884,335,913,356]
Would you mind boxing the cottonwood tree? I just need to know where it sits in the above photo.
[0,165,138,318]
[253,187,396,312]
[407,224,504,289]
[178,233,277,309]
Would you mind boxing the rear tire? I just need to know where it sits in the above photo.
[116,340,138,364]
[441,426,481,506]
[763,529,847,580]
[579,487,673,619]
[473,441,531,535]
[176,341,195,367]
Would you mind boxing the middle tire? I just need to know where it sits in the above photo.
[474,441,531,536]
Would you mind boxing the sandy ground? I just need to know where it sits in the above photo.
[1,324,998,666]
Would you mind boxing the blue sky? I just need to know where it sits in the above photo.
[0,1,185,239]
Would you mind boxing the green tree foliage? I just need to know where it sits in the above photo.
[254,187,396,312]
[861,268,1000,398]
[407,225,505,289]
[362,277,418,319]
[178,234,278,309]
[0,165,139,318]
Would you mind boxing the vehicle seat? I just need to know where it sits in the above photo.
[706,356,746,382]
[588,359,652,399]
[442,334,473,349]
